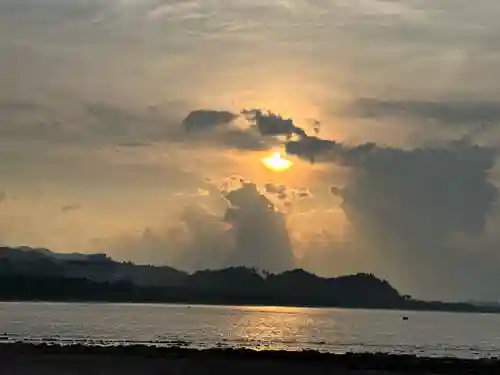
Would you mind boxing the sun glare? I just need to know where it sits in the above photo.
[261,152,293,172]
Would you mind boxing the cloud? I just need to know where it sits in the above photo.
[242,109,307,137]
[222,181,296,272]
[287,135,498,240]
[182,109,238,132]
[330,186,342,196]
[342,98,500,125]
[0,103,288,151]
[285,136,342,163]
[0,102,302,151]
[179,109,278,150]
[0,100,273,150]
[286,132,499,298]
[106,179,296,273]
[103,204,234,270]
[0,99,64,140]
[0,99,173,143]
[178,108,318,151]
[207,128,274,150]
[85,103,140,135]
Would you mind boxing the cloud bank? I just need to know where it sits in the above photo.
[105,179,296,273]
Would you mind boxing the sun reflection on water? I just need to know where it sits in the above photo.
[224,306,327,350]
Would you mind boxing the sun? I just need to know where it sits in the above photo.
[261,152,293,171]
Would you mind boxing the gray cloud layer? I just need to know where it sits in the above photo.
[343,99,500,125]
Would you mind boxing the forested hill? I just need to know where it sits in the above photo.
[0,246,497,313]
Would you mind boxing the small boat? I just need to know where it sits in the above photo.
[402,316,409,321]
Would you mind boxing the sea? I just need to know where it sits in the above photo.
[0,302,499,359]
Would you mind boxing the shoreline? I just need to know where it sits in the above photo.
[1,299,499,316]
[1,343,499,374]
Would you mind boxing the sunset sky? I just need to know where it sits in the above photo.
[1,0,500,300]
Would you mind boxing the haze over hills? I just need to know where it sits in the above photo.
[0,246,498,313]
[0,246,187,287]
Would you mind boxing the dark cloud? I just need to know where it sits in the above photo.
[182,110,238,132]
[286,133,499,298]
[285,136,342,163]
[178,108,314,151]
[180,109,276,150]
[288,136,497,239]
[223,182,296,272]
[330,186,342,196]
[0,191,6,204]
[242,109,307,137]
[343,98,500,125]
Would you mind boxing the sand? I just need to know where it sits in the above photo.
[0,343,498,374]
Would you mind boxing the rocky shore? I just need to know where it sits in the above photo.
[0,343,499,374]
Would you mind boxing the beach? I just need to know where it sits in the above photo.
[1,343,499,375]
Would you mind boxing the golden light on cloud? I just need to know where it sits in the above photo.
[261,152,293,172]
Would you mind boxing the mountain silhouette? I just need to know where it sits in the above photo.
[0,246,497,313]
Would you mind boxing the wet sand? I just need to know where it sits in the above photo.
[0,343,499,374]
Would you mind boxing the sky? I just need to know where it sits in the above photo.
[1,0,500,300]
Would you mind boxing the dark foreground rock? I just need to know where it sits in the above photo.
[0,343,499,374]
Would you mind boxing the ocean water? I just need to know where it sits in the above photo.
[0,302,499,358]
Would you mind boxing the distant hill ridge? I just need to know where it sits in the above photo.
[0,246,187,287]
[0,246,111,262]
[0,246,498,313]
